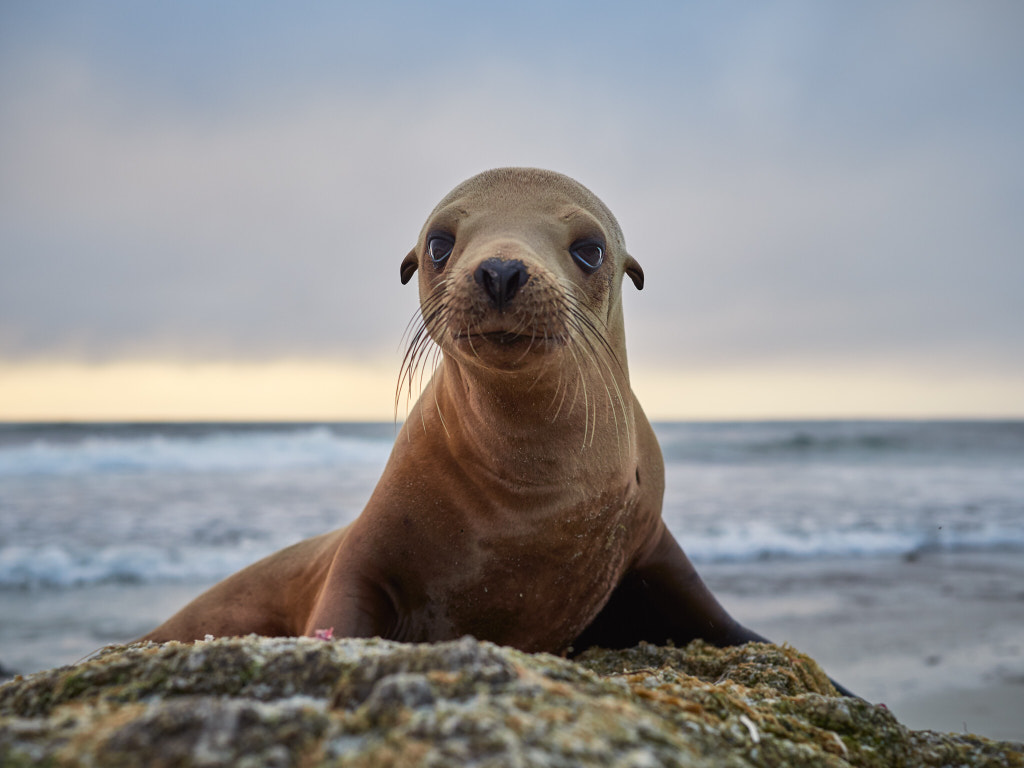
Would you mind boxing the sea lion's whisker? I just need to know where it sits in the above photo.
[563,311,617,431]
[567,337,593,450]
[465,321,481,360]
[429,347,450,439]
[564,294,626,374]
[396,282,450,422]
[520,303,554,365]
[561,295,633,448]
[548,344,572,421]
[398,322,435,406]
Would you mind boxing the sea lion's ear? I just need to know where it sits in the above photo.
[400,249,418,285]
[624,256,644,290]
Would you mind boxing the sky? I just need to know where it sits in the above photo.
[1,1,1022,420]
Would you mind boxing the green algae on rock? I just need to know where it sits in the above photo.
[1,636,1021,767]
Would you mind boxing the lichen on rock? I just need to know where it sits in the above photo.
[1,635,1021,767]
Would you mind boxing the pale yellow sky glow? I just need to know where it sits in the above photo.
[0,360,397,422]
[2,359,1019,422]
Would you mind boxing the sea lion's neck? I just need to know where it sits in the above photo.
[422,356,637,484]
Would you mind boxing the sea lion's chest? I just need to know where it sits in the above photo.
[377,479,644,651]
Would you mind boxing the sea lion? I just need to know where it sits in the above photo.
[141,168,833,684]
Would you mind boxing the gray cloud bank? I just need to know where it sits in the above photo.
[1,2,1022,384]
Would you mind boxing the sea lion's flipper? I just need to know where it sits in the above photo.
[573,524,762,651]
[303,568,398,640]
[572,524,859,698]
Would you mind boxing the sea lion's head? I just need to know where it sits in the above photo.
[400,168,643,374]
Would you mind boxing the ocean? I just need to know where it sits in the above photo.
[1,420,1023,677]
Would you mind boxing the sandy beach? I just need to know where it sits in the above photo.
[2,550,1022,743]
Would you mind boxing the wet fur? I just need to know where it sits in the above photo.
[139,168,855,696]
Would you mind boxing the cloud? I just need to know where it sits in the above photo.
[0,56,655,361]
[1,1,1022,402]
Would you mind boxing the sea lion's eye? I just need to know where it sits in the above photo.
[570,239,604,273]
[427,233,455,267]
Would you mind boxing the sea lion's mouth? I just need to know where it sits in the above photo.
[456,331,530,346]
[479,331,530,345]
[453,330,566,348]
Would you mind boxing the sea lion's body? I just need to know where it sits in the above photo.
[143,168,766,655]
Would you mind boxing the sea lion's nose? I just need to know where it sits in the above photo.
[475,258,529,312]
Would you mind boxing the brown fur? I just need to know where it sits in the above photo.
[142,168,762,656]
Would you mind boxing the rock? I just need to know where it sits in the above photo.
[0,636,1020,767]
[0,663,17,686]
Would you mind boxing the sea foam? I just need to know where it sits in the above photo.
[1,421,1022,589]
[0,425,394,477]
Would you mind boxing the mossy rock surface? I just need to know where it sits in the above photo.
[1,636,1020,767]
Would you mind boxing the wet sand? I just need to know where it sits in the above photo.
[2,551,1022,742]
